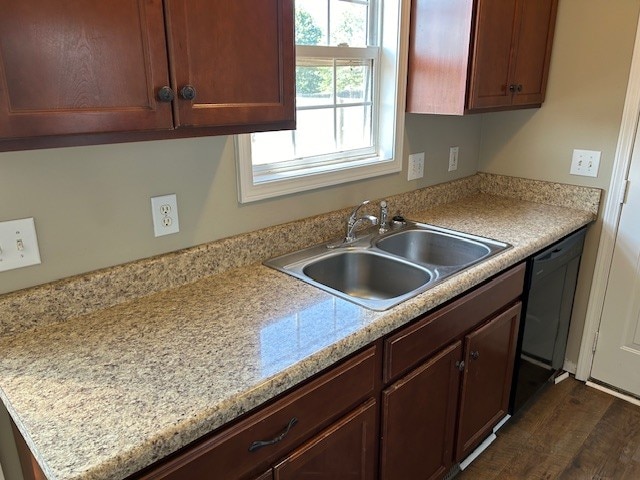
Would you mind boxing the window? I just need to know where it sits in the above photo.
[237,0,408,203]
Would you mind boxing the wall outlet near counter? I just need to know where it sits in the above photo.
[151,194,180,237]
[570,149,601,177]
[0,217,41,272]
[408,152,425,180]
[449,146,459,172]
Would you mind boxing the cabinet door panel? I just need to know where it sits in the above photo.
[273,399,377,480]
[380,342,462,480]
[165,0,295,128]
[468,0,518,110]
[511,0,558,106]
[0,0,173,138]
[455,302,521,461]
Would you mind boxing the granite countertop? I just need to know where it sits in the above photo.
[0,183,598,480]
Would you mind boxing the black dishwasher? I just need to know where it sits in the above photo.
[510,227,587,413]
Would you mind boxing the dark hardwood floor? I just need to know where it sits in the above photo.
[457,377,640,479]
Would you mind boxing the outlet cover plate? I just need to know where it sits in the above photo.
[151,194,180,237]
[0,217,41,272]
[449,146,459,172]
[570,149,601,177]
[408,152,425,180]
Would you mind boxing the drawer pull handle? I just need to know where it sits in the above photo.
[248,417,298,452]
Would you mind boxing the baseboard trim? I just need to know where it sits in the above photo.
[586,380,640,407]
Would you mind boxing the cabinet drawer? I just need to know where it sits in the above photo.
[383,263,525,383]
[137,346,378,480]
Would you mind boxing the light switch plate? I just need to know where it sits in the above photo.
[0,217,41,272]
[408,152,425,180]
[448,146,459,172]
[570,149,601,177]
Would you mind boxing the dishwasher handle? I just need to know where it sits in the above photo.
[531,229,586,282]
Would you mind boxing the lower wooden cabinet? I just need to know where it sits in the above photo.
[380,342,462,480]
[273,399,377,480]
[456,303,521,460]
[379,265,525,479]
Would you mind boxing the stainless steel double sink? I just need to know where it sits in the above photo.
[264,221,510,311]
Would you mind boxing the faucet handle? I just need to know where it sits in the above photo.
[348,200,370,224]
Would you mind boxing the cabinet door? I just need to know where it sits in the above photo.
[253,471,273,480]
[273,399,377,480]
[467,0,518,110]
[380,342,462,480]
[510,0,558,107]
[164,0,295,129]
[0,0,173,139]
[455,302,521,461]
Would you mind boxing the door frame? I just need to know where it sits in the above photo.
[576,13,640,381]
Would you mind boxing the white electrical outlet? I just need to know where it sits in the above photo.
[570,149,601,177]
[408,152,425,180]
[449,146,459,172]
[151,194,180,237]
[0,217,41,272]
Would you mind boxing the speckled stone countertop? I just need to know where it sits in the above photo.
[0,174,600,480]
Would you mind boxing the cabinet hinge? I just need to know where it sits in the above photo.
[592,330,600,353]
[620,180,631,204]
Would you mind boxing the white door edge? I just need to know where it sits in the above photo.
[576,10,640,381]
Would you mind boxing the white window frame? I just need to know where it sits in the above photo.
[236,0,409,203]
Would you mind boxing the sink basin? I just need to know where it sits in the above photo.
[303,251,432,301]
[264,220,510,311]
[376,229,491,267]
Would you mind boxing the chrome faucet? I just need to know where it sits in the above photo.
[345,200,378,243]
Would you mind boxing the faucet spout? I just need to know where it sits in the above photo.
[345,212,378,243]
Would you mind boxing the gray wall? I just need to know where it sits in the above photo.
[479,0,640,366]
[0,116,481,295]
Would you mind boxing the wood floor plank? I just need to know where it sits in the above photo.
[458,379,616,480]
[499,382,613,479]
[459,379,576,480]
[559,398,640,479]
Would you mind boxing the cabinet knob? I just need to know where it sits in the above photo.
[517,84,523,93]
[157,86,175,102]
[470,351,480,360]
[180,85,197,101]
[455,360,465,372]
[509,84,517,93]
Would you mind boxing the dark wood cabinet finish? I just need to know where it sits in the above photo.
[253,471,274,480]
[455,302,521,461]
[379,265,524,478]
[273,399,378,480]
[0,0,173,138]
[407,0,558,115]
[384,263,526,383]
[135,346,377,480]
[164,0,295,129]
[468,0,558,111]
[380,342,462,480]
[0,0,294,149]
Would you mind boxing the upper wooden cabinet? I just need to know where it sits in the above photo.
[0,0,294,143]
[407,0,558,115]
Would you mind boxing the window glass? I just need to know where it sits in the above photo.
[236,0,406,203]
